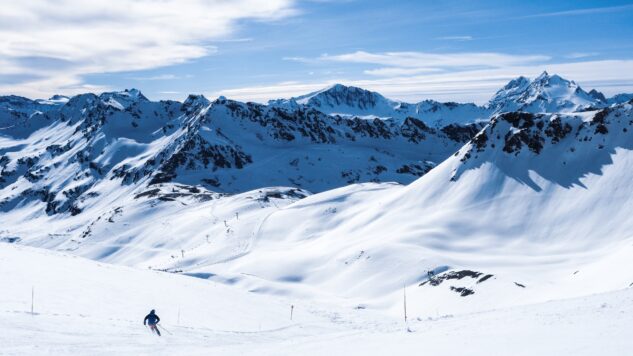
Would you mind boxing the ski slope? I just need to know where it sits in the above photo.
[1,244,631,356]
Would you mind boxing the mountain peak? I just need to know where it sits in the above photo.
[98,88,148,109]
[489,72,596,113]
[291,83,393,116]
[49,94,70,101]
[588,89,607,103]
[183,94,211,108]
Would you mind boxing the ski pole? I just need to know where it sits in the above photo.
[158,324,173,335]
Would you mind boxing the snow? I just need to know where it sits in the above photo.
[2,73,633,354]
[1,244,631,356]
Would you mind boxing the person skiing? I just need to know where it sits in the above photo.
[143,309,161,336]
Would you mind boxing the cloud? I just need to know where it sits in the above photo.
[216,59,633,104]
[0,0,296,98]
[320,51,550,69]
[435,36,473,41]
[520,4,633,18]
[131,74,194,81]
[364,67,443,76]
[566,52,599,59]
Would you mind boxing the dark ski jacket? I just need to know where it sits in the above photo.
[144,310,160,325]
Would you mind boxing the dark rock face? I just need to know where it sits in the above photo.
[420,270,493,287]
[441,123,485,143]
[396,162,434,177]
[591,109,610,135]
[544,117,572,143]
[459,111,580,158]
[401,117,435,143]
[418,269,494,298]
[450,286,475,297]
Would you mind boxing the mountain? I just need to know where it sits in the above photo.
[271,84,492,126]
[272,73,632,127]
[0,88,486,218]
[489,71,599,113]
[2,74,633,315]
[608,93,633,105]
[3,100,632,318]
[175,102,633,312]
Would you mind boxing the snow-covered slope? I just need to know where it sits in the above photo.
[2,234,632,355]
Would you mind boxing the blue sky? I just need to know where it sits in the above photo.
[1,0,633,103]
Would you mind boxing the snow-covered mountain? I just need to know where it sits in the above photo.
[1,89,488,218]
[271,83,492,126]
[2,74,633,329]
[3,99,632,316]
[489,71,605,113]
[271,73,632,127]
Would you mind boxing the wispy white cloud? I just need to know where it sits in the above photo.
[319,51,550,69]
[435,35,473,41]
[130,74,194,81]
[565,52,599,59]
[216,59,633,104]
[520,4,633,18]
[363,67,443,76]
[0,0,297,98]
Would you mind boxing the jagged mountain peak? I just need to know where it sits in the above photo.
[502,75,530,91]
[183,94,211,108]
[489,72,596,113]
[588,89,607,103]
[532,71,574,87]
[98,88,148,109]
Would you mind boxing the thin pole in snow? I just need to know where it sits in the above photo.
[403,284,408,323]
[31,286,34,315]
[290,305,294,321]
[177,307,180,326]
[404,283,413,333]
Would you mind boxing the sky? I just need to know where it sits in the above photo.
[1,0,633,104]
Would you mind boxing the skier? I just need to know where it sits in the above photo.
[144,309,161,336]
